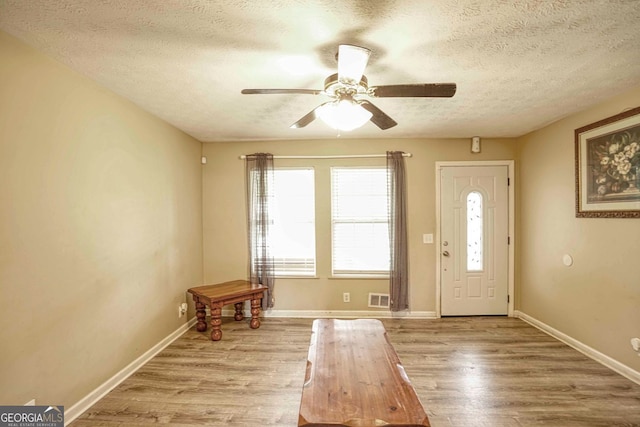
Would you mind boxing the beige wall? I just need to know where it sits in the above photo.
[203,138,516,313]
[0,31,203,406]
[3,19,637,410]
[516,86,640,371]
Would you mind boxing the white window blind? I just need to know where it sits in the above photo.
[270,168,316,276]
[331,167,390,275]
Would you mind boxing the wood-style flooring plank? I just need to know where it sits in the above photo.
[70,317,640,426]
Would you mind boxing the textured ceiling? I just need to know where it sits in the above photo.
[1,0,640,142]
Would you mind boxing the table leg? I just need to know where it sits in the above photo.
[234,302,244,321]
[210,306,223,341]
[195,301,207,332]
[250,298,261,329]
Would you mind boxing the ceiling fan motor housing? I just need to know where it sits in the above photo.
[324,73,368,99]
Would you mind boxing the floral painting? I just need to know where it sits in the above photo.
[587,126,640,201]
[575,106,640,218]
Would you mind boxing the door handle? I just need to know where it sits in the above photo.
[442,250,450,257]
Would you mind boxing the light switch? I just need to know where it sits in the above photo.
[423,233,433,244]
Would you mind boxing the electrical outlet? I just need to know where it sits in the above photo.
[631,337,640,353]
[178,303,188,318]
[343,292,350,303]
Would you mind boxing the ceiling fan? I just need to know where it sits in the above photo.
[241,44,456,131]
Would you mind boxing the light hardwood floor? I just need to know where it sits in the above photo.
[70,317,640,426]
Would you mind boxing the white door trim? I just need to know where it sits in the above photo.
[435,160,515,317]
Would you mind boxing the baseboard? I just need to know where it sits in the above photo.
[221,308,437,319]
[515,310,640,385]
[65,317,197,426]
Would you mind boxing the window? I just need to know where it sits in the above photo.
[331,167,390,275]
[467,191,483,271]
[270,168,316,276]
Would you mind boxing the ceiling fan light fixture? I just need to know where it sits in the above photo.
[337,44,371,86]
[317,99,372,131]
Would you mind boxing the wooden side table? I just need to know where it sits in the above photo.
[187,280,267,341]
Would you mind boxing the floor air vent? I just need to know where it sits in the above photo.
[368,293,390,308]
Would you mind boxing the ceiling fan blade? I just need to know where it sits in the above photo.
[359,100,398,130]
[241,88,322,95]
[369,83,457,98]
[290,102,331,128]
[337,44,371,85]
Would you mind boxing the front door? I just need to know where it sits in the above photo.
[440,165,509,315]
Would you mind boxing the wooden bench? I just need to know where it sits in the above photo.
[298,318,430,427]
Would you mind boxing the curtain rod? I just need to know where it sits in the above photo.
[239,153,412,160]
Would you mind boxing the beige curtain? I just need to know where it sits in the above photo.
[387,151,409,311]
[245,153,275,309]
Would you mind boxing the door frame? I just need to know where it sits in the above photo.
[435,160,515,318]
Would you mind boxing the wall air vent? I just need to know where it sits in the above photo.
[368,293,390,308]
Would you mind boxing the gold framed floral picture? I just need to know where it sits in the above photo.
[575,106,640,218]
